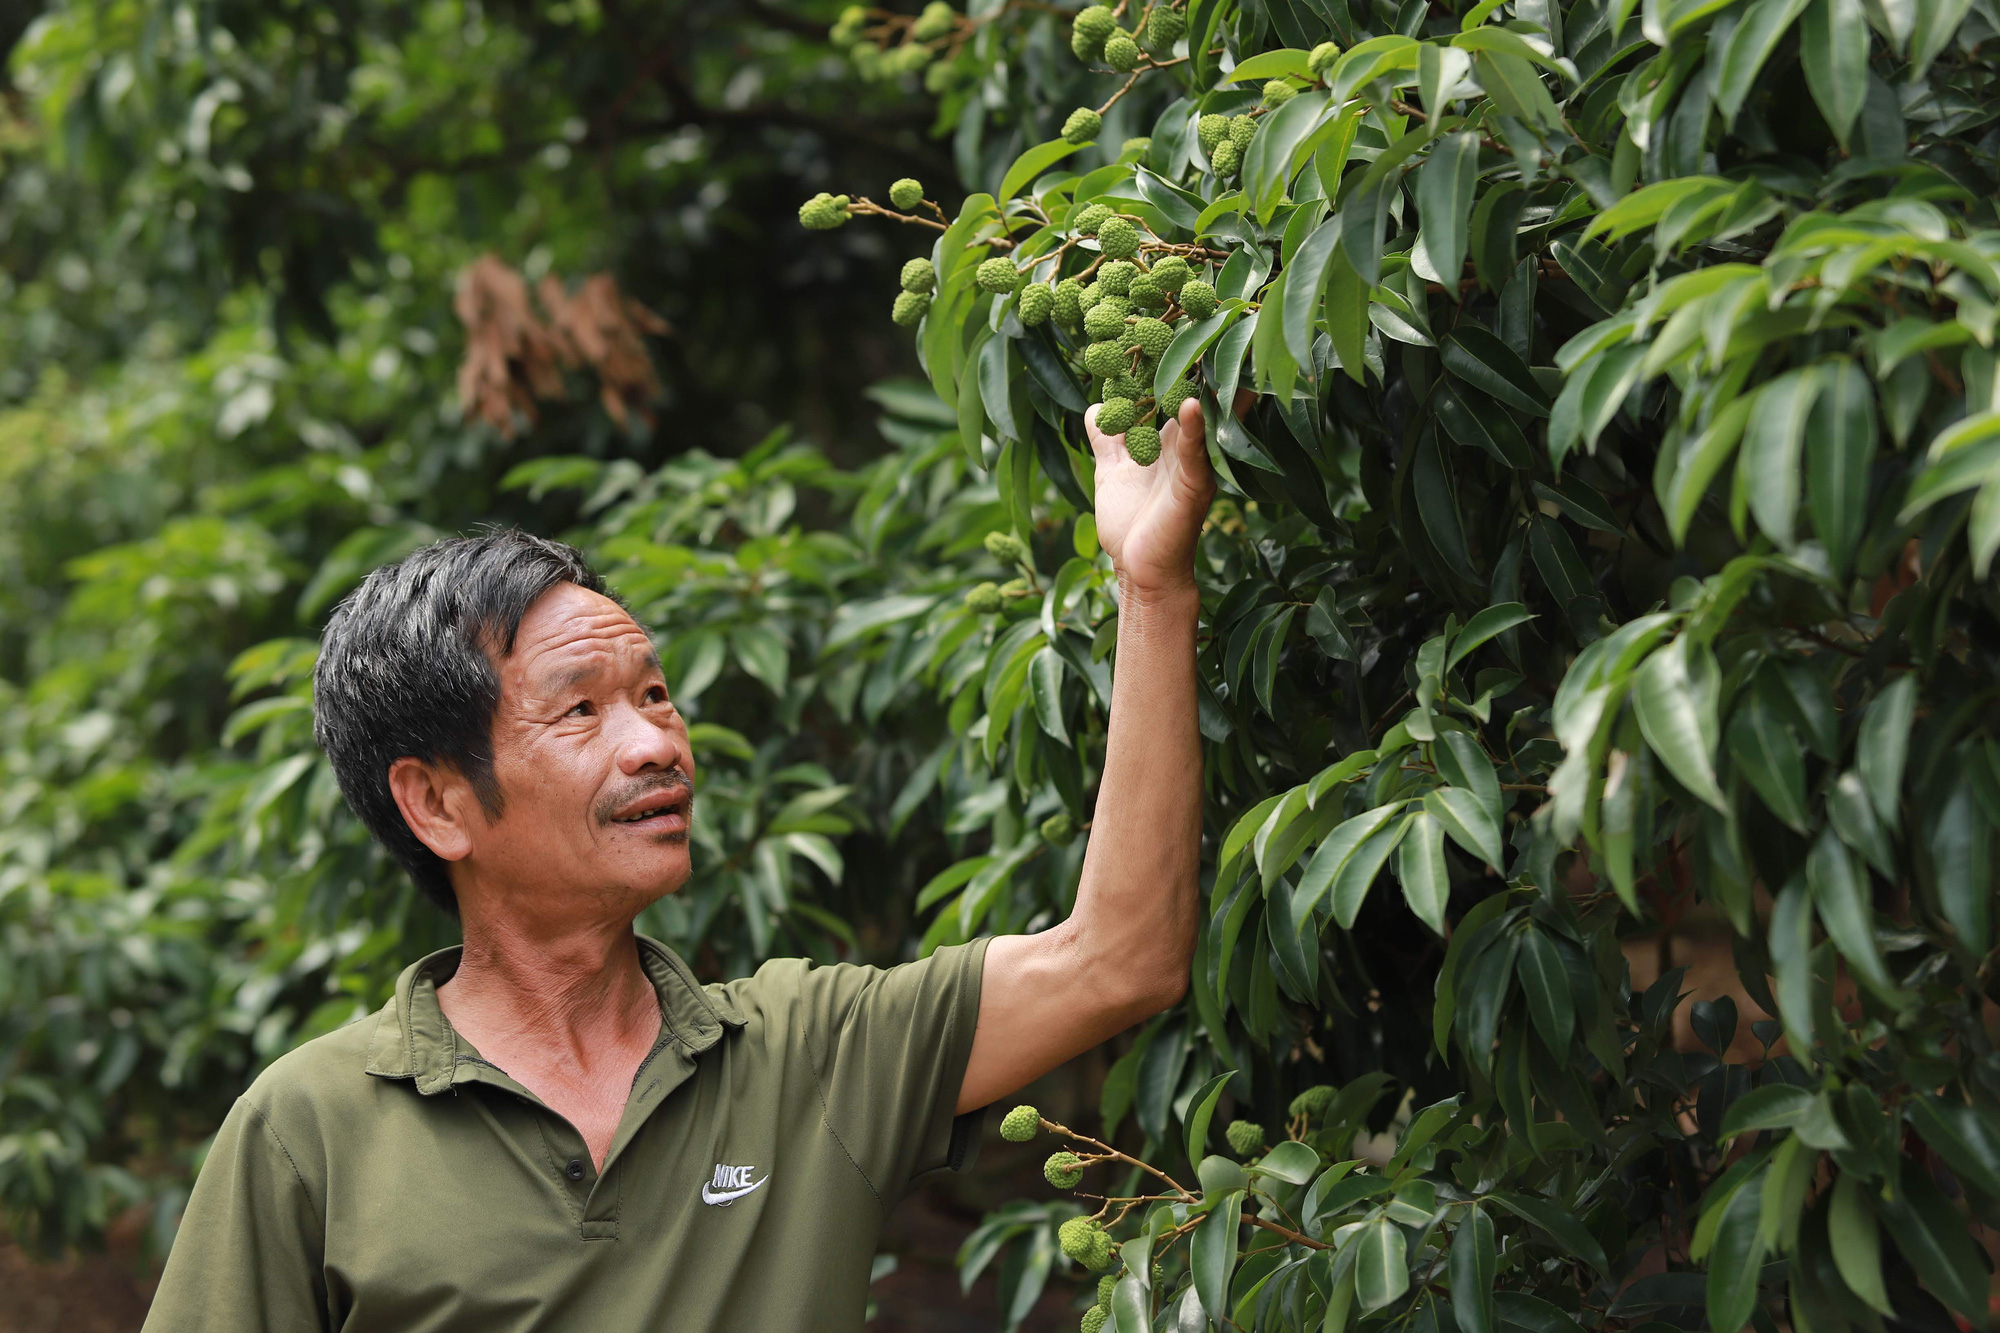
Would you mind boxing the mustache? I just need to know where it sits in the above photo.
[593,767,695,826]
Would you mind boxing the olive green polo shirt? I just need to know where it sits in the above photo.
[142,934,991,1332]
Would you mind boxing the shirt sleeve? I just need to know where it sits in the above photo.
[143,1095,329,1333]
[791,937,992,1203]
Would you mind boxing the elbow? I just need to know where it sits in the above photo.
[1113,957,1192,1025]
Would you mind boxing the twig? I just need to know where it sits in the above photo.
[1041,1116,1197,1201]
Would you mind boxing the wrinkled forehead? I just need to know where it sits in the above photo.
[496,584,662,699]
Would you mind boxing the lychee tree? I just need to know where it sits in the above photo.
[805,0,2000,1330]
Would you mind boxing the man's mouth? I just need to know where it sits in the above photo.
[607,788,692,831]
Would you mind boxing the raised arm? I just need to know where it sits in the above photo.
[958,396,1215,1113]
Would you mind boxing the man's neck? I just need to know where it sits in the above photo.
[438,909,662,1072]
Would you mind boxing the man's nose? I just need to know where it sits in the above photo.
[607,700,683,774]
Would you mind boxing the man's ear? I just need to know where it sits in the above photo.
[387,757,477,864]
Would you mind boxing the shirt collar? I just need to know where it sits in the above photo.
[363,933,743,1094]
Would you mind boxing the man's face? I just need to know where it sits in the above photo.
[463,582,696,915]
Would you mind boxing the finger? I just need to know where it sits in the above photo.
[1083,401,1124,468]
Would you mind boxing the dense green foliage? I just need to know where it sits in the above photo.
[6,2,2000,1333]
[805,0,2000,1329]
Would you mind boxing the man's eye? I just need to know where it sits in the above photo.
[644,686,669,705]
[567,701,594,717]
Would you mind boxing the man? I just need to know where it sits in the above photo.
[143,400,1213,1330]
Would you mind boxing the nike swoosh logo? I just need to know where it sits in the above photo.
[700,1176,767,1206]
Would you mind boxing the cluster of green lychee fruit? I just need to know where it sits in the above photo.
[829,2,973,92]
[965,530,1037,615]
[1195,111,1263,178]
[1058,1215,1118,1271]
[1068,3,1185,69]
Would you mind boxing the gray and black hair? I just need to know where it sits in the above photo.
[313,529,612,911]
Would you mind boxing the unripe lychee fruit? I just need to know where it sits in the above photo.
[1127,273,1163,307]
[1197,113,1230,155]
[1229,114,1259,149]
[1072,5,1118,47]
[1072,203,1114,236]
[799,192,851,229]
[1098,260,1137,296]
[1096,216,1140,259]
[1178,278,1218,319]
[965,582,1004,613]
[976,256,1024,294]
[1158,377,1198,416]
[984,530,1028,564]
[1097,1275,1119,1307]
[1209,139,1240,176]
[1019,283,1055,325]
[1121,136,1152,158]
[1225,1119,1264,1156]
[900,257,936,294]
[1103,32,1141,69]
[1149,255,1190,293]
[1289,1084,1338,1120]
[1081,1305,1109,1333]
[1083,298,1131,341]
[1053,278,1086,323]
[1000,1105,1041,1141]
[1057,1216,1101,1263]
[1130,316,1173,358]
[1124,421,1161,465]
[1063,107,1103,144]
[1042,811,1077,844]
[1142,4,1185,50]
[1083,339,1127,378]
[1097,397,1137,435]
[912,1,956,40]
[1309,40,1341,76]
[892,291,931,327]
[1044,1151,1084,1188]
[1263,78,1297,106]
[889,177,926,210]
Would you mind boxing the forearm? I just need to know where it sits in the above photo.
[1065,575,1203,1000]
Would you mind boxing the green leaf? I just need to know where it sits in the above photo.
[1324,244,1370,385]
[1028,646,1068,746]
[1447,604,1535,673]
[1355,1217,1410,1312]
[1490,1192,1610,1275]
[1397,811,1450,935]
[1183,1071,1236,1170]
[1284,215,1345,368]
[1739,367,1817,548]
[1225,47,1316,81]
[1193,1190,1243,1320]
[1515,928,1575,1051]
[1427,787,1505,870]
[1728,691,1810,833]
[1450,1203,1497,1333]
[1856,674,1915,831]
[1717,0,1813,121]
[1800,0,1870,147]
[1157,309,1236,402]
[1806,829,1897,999]
[1906,1096,2000,1198]
[999,139,1087,202]
[1332,812,1415,928]
[1442,327,1551,417]
[1253,1139,1322,1184]
[1828,1172,1893,1315]
[1706,1172,1768,1333]
[1296,803,1402,924]
[1881,1162,1991,1325]
[1246,91,1332,224]
[1720,1083,1816,1138]
[1416,133,1481,294]
[1662,396,1754,542]
[1805,359,1876,572]
[1632,636,1728,810]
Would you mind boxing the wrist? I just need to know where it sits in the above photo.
[1117,573,1201,616]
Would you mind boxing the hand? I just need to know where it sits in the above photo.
[1085,396,1216,599]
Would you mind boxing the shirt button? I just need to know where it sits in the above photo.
[565,1159,587,1182]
